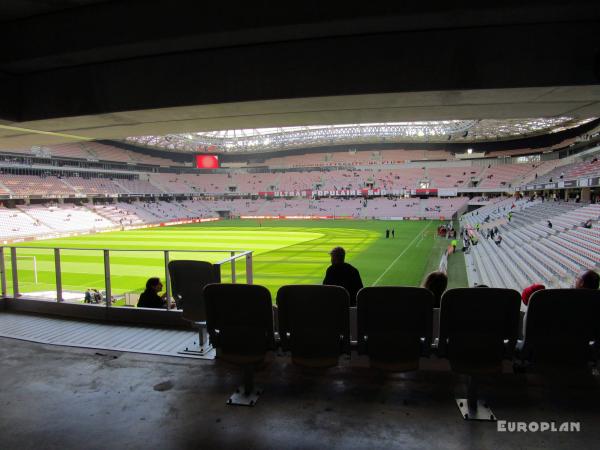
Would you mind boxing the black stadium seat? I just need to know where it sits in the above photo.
[357,286,434,372]
[518,288,600,370]
[277,285,350,368]
[439,287,520,421]
[204,283,275,406]
[168,260,220,356]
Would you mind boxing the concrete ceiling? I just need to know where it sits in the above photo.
[1,86,599,149]
[0,1,599,149]
[0,0,109,23]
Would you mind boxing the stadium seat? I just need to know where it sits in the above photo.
[168,260,220,357]
[439,288,520,421]
[204,283,275,406]
[517,289,600,371]
[356,287,434,371]
[276,285,350,368]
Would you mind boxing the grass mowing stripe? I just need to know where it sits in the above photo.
[371,221,432,286]
[9,220,446,301]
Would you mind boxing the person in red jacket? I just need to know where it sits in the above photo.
[521,283,545,306]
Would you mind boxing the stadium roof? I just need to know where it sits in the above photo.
[125,117,596,153]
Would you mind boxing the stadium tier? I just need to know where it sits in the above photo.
[0,197,470,241]
[463,199,600,291]
[535,158,600,184]
[0,206,53,238]
[63,177,123,195]
[4,142,179,166]
[0,164,551,197]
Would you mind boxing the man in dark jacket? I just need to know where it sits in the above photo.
[323,247,363,306]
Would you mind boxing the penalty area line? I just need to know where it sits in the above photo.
[371,221,433,286]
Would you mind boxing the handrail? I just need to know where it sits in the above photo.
[3,246,248,253]
[2,246,254,307]
[215,250,253,265]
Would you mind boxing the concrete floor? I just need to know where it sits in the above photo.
[0,338,599,450]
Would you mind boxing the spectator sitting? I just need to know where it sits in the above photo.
[91,289,102,303]
[323,246,363,307]
[137,277,167,308]
[423,271,448,308]
[547,220,553,229]
[521,283,545,306]
[574,270,599,289]
[583,219,593,229]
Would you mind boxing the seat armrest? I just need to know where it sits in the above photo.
[420,337,432,357]
[514,339,524,358]
[436,338,447,357]
[503,339,517,359]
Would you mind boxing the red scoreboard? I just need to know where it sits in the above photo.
[194,154,219,169]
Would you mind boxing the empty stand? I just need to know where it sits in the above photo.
[466,200,600,291]
[18,204,114,232]
[477,164,535,188]
[63,177,122,195]
[0,207,53,238]
[113,179,164,194]
[0,175,76,196]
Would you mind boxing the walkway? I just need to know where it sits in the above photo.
[0,311,204,358]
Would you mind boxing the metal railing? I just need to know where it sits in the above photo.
[0,246,253,310]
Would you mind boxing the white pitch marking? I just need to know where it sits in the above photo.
[372,221,433,286]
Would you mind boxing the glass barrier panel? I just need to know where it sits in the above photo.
[109,249,166,308]
[60,248,105,305]
[4,247,57,301]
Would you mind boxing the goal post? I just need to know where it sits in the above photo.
[3,254,38,284]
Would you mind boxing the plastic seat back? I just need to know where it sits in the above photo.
[277,285,350,368]
[357,287,434,372]
[439,288,520,374]
[168,260,218,321]
[204,283,274,365]
[522,289,600,368]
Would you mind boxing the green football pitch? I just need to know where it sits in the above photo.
[4,219,461,302]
